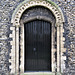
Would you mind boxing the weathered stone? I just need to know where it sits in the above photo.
[0,0,75,75]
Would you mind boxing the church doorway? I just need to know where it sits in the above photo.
[24,20,52,72]
[10,0,65,74]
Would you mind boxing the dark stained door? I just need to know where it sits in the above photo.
[24,20,51,72]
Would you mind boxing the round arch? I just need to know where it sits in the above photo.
[11,0,64,26]
[9,0,66,74]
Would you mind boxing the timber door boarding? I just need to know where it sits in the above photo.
[24,20,51,72]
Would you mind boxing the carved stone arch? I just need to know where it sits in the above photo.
[11,0,64,26]
[10,0,66,74]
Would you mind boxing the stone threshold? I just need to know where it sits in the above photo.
[20,72,55,75]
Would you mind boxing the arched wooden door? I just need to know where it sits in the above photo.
[24,20,51,72]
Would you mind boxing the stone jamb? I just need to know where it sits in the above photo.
[9,26,16,73]
[15,26,19,73]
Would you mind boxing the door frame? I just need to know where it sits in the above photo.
[10,0,66,74]
[20,16,56,73]
[24,20,52,72]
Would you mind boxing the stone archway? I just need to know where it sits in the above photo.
[9,0,66,74]
[20,6,56,73]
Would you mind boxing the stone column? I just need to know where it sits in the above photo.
[16,26,19,74]
[20,23,24,73]
[57,26,60,72]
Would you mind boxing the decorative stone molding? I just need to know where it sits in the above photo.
[10,0,66,74]
[9,26,16,74]
[11,0,64,25]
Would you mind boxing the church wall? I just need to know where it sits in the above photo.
[0,0,74,75]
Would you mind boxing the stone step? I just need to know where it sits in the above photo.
[20,72,55,75]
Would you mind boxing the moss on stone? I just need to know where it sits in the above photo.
[11,0,64,23]
[46,0,59,8]
[12,0,59,21]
